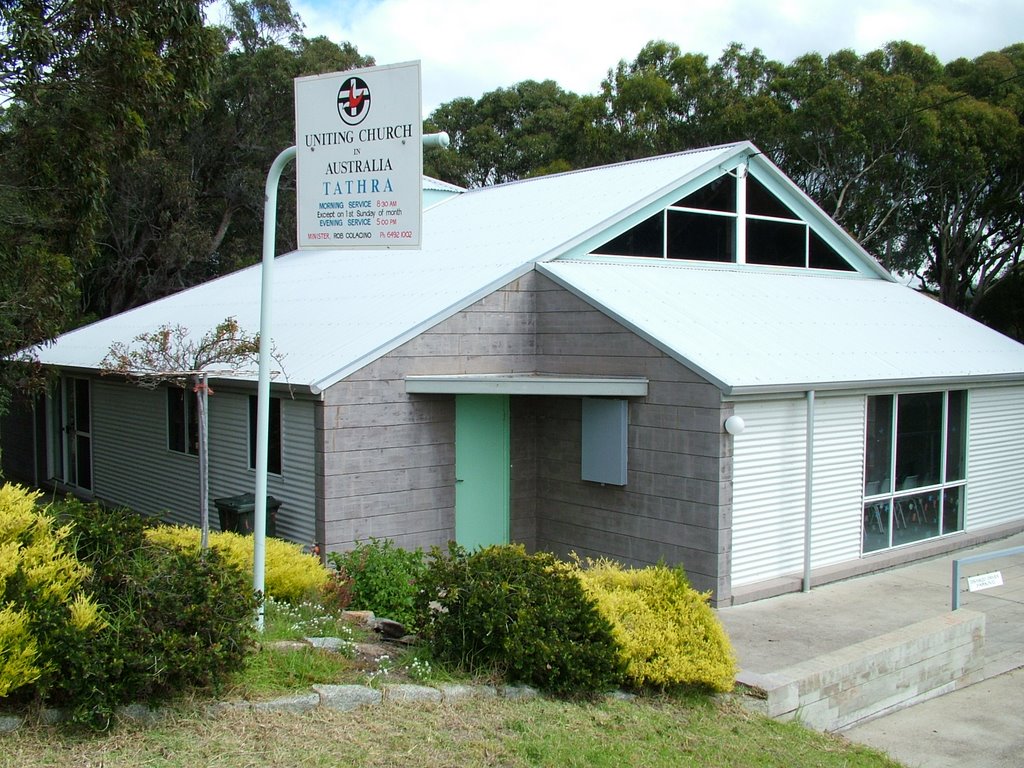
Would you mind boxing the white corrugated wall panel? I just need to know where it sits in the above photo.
[808,396,866,570]
[966,386,1024,530]
[731,395,866,587]
[731,399,807,586]
[91,380,316,547]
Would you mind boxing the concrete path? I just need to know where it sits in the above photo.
[843,666,1024,768]
[717,532,1024,765]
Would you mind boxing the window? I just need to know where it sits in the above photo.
[593,170,855,271]
[249,395,281,475]
[863,391,967,553]
[167,387,198,456]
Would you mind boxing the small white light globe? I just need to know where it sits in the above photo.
[724,415,746,435]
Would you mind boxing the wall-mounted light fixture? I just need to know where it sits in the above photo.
[724,415,746,435]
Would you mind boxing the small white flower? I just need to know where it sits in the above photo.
[428,600,449,614]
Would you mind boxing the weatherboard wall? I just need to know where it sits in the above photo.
[318,273,538,553]
[89,379,317,546]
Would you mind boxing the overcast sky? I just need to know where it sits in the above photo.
[218,0,1023,116]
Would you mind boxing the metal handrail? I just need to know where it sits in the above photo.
[951,544,1024,610]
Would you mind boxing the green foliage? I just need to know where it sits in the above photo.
[319,566,355,614]
[327,538,426,627]
[576,559,736,693]
[260,596,359,643]
[38,497,257,727]
[413,544,625,696]
[145,523,330,604]
[0,484,104,703]
[0,0,221,365]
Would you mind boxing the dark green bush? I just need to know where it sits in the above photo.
[327,538,425,627]
[40,498,257,727]
[413,544,625,696]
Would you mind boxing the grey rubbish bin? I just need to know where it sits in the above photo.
[214,492,280,537]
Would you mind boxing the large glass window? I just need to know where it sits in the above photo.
[863,391,967,553]
[592,171,854,271]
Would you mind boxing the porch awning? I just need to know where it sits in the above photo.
[404,373,648,396]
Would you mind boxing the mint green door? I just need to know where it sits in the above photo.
[455,395,510,549]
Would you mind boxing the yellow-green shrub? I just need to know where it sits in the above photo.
[576,558,736,692]
[0,483,105,700]
[144,525,329,603]
[0,605,38,698]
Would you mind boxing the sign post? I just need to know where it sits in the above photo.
[254,62,426,629]
[294,61,423,249]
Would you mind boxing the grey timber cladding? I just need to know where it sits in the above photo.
[90,380,317,546]
[531,276,730,598]
[319,270,731,599]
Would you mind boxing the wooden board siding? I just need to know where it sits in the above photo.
[531,275,730,599]
[320,270,731,600]
[320,279,537,553]
[0,391,45,486]
[89,380,317,546]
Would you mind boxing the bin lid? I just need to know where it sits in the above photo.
[213,492,279,512]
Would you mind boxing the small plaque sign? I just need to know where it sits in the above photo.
[967,571,1004,592]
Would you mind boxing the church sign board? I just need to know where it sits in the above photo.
[295,61,422,249]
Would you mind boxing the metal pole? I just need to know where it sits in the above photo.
[422,131,450,149]
[198,372,210,550]
[254,145,296,631]
[252,132,445,629]
[803,390,815,592]
[952,559,961,610]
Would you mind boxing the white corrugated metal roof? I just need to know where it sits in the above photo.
[540,258,1024,394]
[422,175,464,192]
[36,144,755,392]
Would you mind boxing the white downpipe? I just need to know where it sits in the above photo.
[803,389,815,592]
[254,145,296,631]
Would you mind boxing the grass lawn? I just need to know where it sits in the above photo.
[0,690,904,768]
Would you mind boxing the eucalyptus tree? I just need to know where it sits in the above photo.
[907,47,1024,315]
[82,0,374,318]
[426,79,588,187]
[0,0,220,408]
[771,44,937,270]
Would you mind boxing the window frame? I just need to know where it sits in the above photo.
[167,386,198,456]
[248,395,282,476]
[594,169,853,271]
[862,390,967,554]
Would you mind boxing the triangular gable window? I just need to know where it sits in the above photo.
[594,171,855,271]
